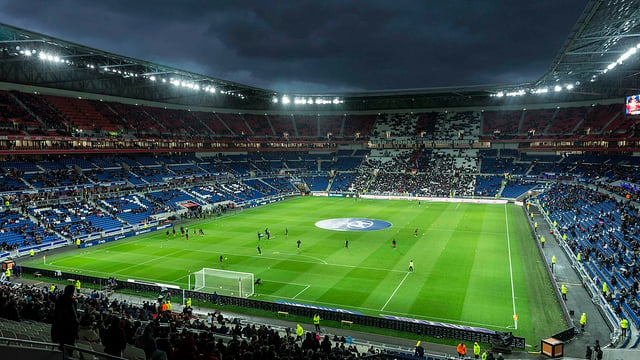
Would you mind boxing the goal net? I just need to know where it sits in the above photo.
[192,268,254,298]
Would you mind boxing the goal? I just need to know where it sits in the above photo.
[192,268,254,298]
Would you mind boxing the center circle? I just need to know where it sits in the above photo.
[315,218,393,232]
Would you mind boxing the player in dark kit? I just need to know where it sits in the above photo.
[345,239,349,248]
[392,239,396,249]
[297,239,301,249]
[414,228,418,237]
[257,245,261,254]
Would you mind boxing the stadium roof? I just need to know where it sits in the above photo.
[536,0,640,97]
[1,0,640,111]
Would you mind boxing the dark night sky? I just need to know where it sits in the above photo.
[0,0,588,94]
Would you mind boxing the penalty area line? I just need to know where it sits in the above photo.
[381,271,411,311]
[292,285,310,299]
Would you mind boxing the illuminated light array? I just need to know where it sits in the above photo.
[277,96,343,105]
[20,48,245,100]
[596,42,640,82]
[491,83,575,97]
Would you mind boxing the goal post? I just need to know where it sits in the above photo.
[193,268,254,298]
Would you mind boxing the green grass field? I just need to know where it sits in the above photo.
[22,197,566,342]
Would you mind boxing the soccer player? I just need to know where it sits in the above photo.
[297,239,301,249]
[285,227,288,236]
[414,228,418,237]
[392,239,397,249]
[199,228,204,236]
[185,231,189,241]
[257,232,263,240]
[257,245,262,254]
[165,230,169,239]
[345,239,349,248]
[172,227,176,237]
[219,255,224,264]
[409,260,414,272]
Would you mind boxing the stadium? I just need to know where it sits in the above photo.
[1,1,640,359]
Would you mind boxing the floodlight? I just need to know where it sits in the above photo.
[554,85,562,92]
[307,99,314,104]
[150,76,156,81]
[566,84,574,90]
[282,95,290,104]
[607,62,616,70]
[272,97,278,103]
[332,98,339,104]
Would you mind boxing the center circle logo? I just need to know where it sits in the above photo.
[315,218,392,232]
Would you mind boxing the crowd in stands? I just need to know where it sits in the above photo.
[0,281,374,359]
[538,184,640,328]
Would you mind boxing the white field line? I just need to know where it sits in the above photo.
[504,204,518,329]
[380,271,411,311]
[292,285,310,299]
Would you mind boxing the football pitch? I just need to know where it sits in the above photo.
[23,197,565,342]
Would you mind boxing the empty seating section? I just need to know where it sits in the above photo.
[89,99,133,133]
[482,110,520,134]
[216,113,250,135]
[501,181,536,198]
[143,106,191,134]
[318,115,343,137]
[108,101,164,134]
[576,104,621,134]
[520,109,555,134]
[415,112,440,137]
[89,156,124,169]
[192,111,232,135]
[9,91,68,131]
[547,107,589,134]
[242,114,270,136]
[268,115,295,137]
[1,160,40,172]
[343,114,376,138]
[294,115,318,136]
[602,104,634,134]
[43,94,115,133]
[0,90,39,130]
[168,164,206,177]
